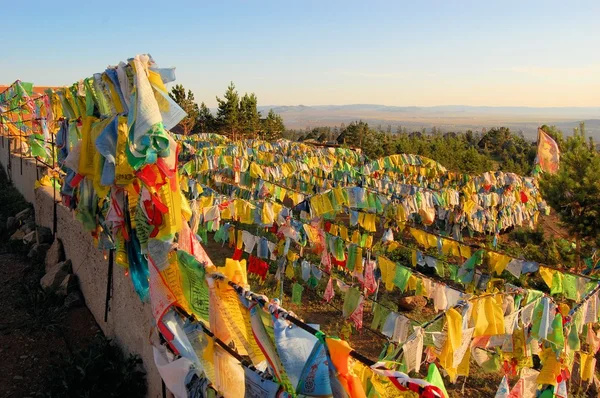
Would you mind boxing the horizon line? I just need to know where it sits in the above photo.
[252,103,600,109]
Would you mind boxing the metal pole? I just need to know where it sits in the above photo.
[104,249,114,322]
[51,128,57,238]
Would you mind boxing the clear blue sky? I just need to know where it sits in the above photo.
[2,0,599,107]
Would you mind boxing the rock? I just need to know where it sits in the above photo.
[15,208,32,222]
[20,221,36,234]
[10,229,25,240]
[48,259,72,274]
[40,260,72,291]
[13,375,23,380]
[27,243,51,262]
[6,216,17,233]
[398,295,428,311]
[64,291,83,308]
[57,274,78,296]
[36,226,53,245]
[22,230,36,245]
[45,239,65,273]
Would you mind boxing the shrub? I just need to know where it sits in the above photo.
[16,283,65,333]
[44,334,147,398]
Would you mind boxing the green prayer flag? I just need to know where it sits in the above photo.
[197,225,208,244]
[292,283,303,304]
[360,233,368,248]
[550,272,564,295]
[539,386,555,398]
[371,303,391,331]
[415,278,424,296]
[567,324,580,351]
[342,287,361,318]
[18,82,34,96]
[530,299,546,339]
[585,282,597,296]
[425,364,448,398]
[480,353,502,373]
[525,289,544,306]
[28,134,47,158]
[334,237,345,261]
[448,264,458,282]
[562,274,578,300]
[393,266,412,292]
[457,249,484,284]
[177,250,210,321]
[347,244,356,272]
[547,314,564,349]
[307,275,318,289]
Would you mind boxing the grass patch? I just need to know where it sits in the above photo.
[16,283,66,333]
[44,334,147,398]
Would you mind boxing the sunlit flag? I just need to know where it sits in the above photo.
[536,128,560,174]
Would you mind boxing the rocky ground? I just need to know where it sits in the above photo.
[0,243,100,397]
[0,174,103,398]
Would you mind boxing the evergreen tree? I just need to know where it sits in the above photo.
[196,102,215,134]
[337,121,370,147]
[239,93,261,139]
[333,126,340,139]
[539,123,600,269]
[168,84,199,135]
[262,109,285,141]
[216,82,240,139]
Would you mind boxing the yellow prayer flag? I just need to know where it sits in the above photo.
[539,267,555,289]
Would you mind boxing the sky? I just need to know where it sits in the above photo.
[1,0,599,108]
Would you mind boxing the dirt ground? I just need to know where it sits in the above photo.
[0,253,100,398]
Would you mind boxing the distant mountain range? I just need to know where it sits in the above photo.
[256,104,600,139]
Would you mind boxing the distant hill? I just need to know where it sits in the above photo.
[257,104,600,139]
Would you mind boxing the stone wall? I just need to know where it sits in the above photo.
[0,136,45,203]
[0,136,163,398]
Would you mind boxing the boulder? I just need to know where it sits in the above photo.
[40,260,72,291]
[22,231,36,245]
[56,274,78,296]
[36,226,53,245]
[27,243,51,263]
[45,239,65,273]
[15,208,32,222]
[20,221,36,234]
[10,229,25,241]
[49,259,72,274]
[398,295,428,311]
[6,217,17,233]
[64,291,83,308]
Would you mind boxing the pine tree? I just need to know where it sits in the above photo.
[196,102,215,134]
[239,93,261,139]
[216,82,240,139]
[539,123,600,269]
[168,84,199,135]
[262,109,285,141]
[337,121,370,147]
